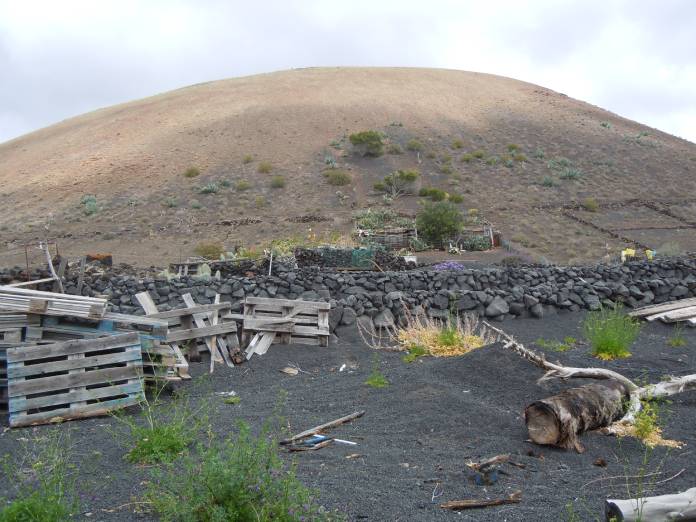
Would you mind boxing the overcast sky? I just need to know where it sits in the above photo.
[1,0,695,144]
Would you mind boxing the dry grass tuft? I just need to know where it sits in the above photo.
[609,422,682,449]
[397,313,495,357]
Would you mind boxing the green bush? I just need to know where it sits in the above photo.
[194,242,225,259]
[472,150,485,159]
[419,187,448,202]
[220,179,231,188]
[449,193,464,203]
[583,304,641,360]
[582,197,599,212]
[257,161,273,174]
[485,156,499,166]
[199,182,219,194]
[349,130,384,157]
[146,421,339,522]
[440,164,453,175]
[374,170,419,198]
[560,167,582,180]
[323,170,351,186]
[409,237,430,252]
[533,148,545,159]
[416,201,463,245]
[387,143,402,154]
[235,179,251,191]
[242,154,254,164]
[80,194,99,215]
[184,167,200,178]
[163,196,178,208]
[255,196,267,208]
[190,200,202,210]
[406,139,424,152]
[459,235,491,251]
[452,139,464,149]
[354,208,413,230]
[270,175,286,188]
[507,144,520,152]
[460,153,474,162]
[547,157,572,171]
[514,153,527,162]
[541,176,556,187]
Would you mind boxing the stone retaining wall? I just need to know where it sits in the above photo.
[3,257,696,333]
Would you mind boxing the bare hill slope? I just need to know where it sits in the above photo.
[2,67,695,266]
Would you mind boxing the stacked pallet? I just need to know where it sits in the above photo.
[629,298,696,326]
[0,285,107,319]
[2,333,145,427]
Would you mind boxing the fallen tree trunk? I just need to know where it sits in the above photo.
[605,487,696,521]
[525,381,629,452]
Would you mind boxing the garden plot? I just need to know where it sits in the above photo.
[577,206,686,231]
[0,313,694,521]
[666,201,696,224]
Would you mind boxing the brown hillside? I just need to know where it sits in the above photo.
[1,66,696,266]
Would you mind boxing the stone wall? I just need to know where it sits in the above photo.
[3,257,696,333]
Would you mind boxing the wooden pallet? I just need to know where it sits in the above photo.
[2,333,145,427]
[136,291,241,373]
[242,297,330,358]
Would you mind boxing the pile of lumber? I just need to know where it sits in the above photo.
[628,297,696,326]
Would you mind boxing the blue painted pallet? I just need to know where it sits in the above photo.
[4,333,144,427]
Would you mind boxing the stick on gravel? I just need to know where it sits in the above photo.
[280,411,365,445]
[440,491,522,510]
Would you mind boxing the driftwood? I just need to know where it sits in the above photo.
[483,322,696,446]
[605,487,696,521]
[440,491,522,511]
[524,381,629,452]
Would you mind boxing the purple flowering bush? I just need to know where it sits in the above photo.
[146,420,343,521]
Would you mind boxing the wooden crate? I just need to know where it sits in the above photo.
[2,333,145,427]
[243,297,330,348]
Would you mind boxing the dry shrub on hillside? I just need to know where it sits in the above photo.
[257,161,273,174]
[193,241,224,259]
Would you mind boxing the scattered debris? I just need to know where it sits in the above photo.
[280,366,299,376]
[280,411,365,446]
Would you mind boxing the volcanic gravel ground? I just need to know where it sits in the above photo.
[1,311,694,521]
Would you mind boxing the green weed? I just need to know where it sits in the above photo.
[365,356,389,388]
[257,161,273,174]
[667,325,687,347]
[184,167,200,178]
[146,420,342,521]
[270,175,286,188]
[0,431,77,521]
[583,304,641,360]
[402,344,428,363]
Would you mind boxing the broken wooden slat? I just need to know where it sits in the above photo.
[440,491,522,511]
[630,298,696,318]
[280,411,365,445]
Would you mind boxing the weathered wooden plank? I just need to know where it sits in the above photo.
[631,298,696,318]
[7,349,142,378]
[9,381,143,413]
[659,305,696,322]
[243,318,327,336]
[0,285,105,303]
[9,395,142,427]
[7,277,56,287]
[8,365,140,397]
[245,296,330,310]
[6,333,140,362]
[151,302,232,319]
[166,322,239,343]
